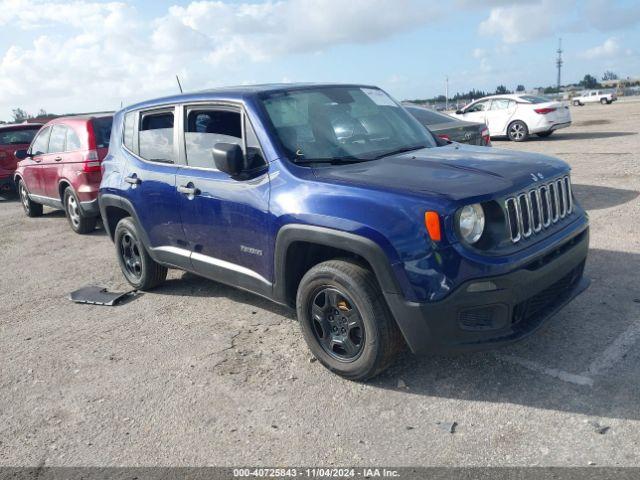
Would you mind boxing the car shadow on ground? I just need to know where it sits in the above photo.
[543,131,637,140]
[370,247,640,421]
[158,272,295,318]
[573,184,639,211]
[0,193,19,202]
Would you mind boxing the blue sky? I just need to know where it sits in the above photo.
[0,0,638,120]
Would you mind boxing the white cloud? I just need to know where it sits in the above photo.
[579,37,633,60]
[0,0,439,118]
[472,48,486,59]
[478,0,573,43]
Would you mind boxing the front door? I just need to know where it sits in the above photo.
[460,99,490,126]
[175,105,272,295]
[24,126,52,196]
[485,98,516,136]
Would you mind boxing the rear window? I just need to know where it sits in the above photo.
[406,107,455,124]
[0,127,40,145]
[519,95,552,104]
[92,117,113,148]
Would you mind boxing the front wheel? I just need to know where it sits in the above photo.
[114,217,167,290]
[507,120,529,142]
[296,259,404,380]
[18,180,43,217]
[64,188,96,234]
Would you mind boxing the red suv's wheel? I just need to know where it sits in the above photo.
[18,180,43,218]
[64,188,97,234]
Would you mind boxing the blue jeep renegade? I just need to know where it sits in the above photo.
[99,84,589,380]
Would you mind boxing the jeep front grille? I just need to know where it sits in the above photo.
[505,175,573,243]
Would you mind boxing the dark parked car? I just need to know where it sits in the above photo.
[14,113,113,233]
[404,104,491,146]
[0,123,42,193]
[99,83,589,380]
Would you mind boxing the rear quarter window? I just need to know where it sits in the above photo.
[138,111,175,163]
[91,117,113,148]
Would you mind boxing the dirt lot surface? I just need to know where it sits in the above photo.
[1,99,639,467]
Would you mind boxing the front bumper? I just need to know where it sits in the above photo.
[385,226,589,355]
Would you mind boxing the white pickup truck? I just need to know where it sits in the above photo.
[572,90,617,106]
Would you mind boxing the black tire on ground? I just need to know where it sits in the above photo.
[537,131,554,138]
[507,120,529,142]
[63,188,97,234]
[600,98,608,104]
[114,217,167,290]
[296,259,404,381]
[18,180,43,217]
[573,100,580,106]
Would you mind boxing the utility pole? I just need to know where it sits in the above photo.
[445,76,449,111]
[556,38,563,92]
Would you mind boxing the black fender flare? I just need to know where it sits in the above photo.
[98,193,152,247]
[272,224,403,305]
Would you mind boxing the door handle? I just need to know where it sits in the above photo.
[177,185,200,196]
[34,158,41,163]
[54,156,62,162]
[124,175,141,185]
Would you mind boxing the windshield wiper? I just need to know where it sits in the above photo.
[373,145,427,160]
[294,156,367,165]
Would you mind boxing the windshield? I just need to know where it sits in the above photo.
[259,86,437,163]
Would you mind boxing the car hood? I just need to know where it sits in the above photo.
[311,144,569,202]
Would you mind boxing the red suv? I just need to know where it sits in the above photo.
[0,123,42,194]
[14,113,113,233]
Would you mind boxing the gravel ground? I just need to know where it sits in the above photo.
[0,98,639,467]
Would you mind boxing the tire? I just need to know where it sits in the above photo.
[114,217,167,290]
[572,100,582,106]
[600,98,607,105]
[18,180,43,217]
[296,259,404,381]
[507,120,529,142]
[63,188,97,234]
[537,131,553,138]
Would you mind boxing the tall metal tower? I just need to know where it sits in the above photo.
[556,38,563,91]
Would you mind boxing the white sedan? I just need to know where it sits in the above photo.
[452,94,572,142]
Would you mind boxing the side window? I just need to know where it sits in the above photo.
[66,127,82,151]
[466,101,488,113]
[244,116,266,169]
[490,99,511,110]
[48,125,67,153]
[184,109,242,168]
[30,126,52,155]
[123,111,135,151]
[138,110,175,163]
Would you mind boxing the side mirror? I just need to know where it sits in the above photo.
[455,109,464,115]
[15,149,30,160]
[213,143,244,177]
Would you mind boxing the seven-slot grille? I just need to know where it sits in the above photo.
[505,175,573,243]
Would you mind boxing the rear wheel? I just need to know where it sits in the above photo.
[114,217,167,290]
[600,98,608,105]
[537,131,553,138]
[296,259,404,381]
[507,120,529,142]
[18,180,43,217]
[64,188,96,234]
[572,100,582,106]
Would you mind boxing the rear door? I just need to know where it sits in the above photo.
[485,98,516,135]
[23,126,52,196]
[175,104,272,293]
[40,124,67,198]
[120,107,188,267]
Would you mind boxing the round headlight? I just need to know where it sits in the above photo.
[458,204,485,244]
